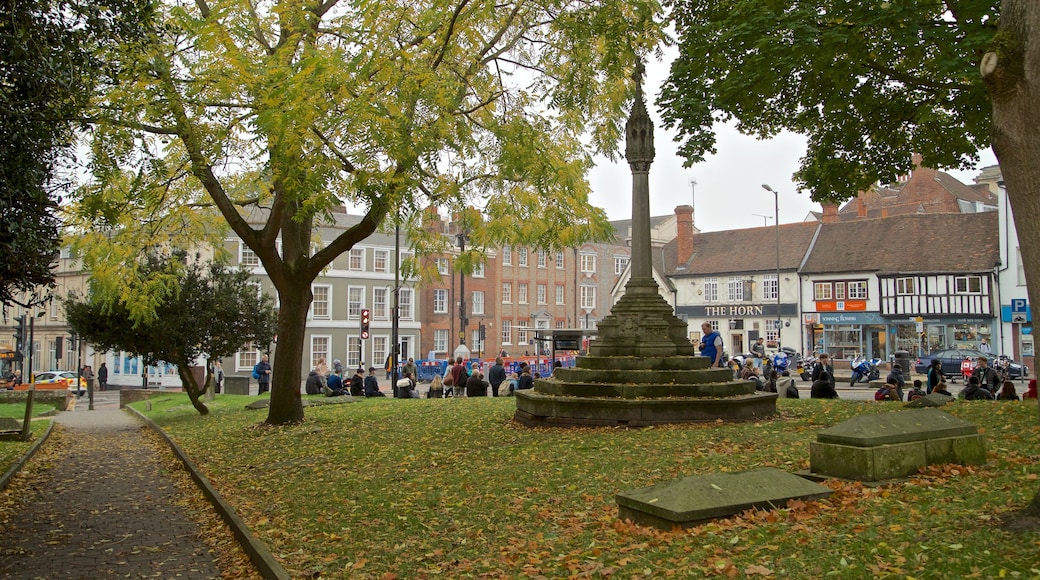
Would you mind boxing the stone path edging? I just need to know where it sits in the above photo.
[126,406,291,580]
[0,420,55,493]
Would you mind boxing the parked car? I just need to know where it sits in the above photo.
[33,370,88,395]
[914,349,1029,381]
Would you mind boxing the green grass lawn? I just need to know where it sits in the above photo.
[0,402,57,420]
[134,395,1040,579]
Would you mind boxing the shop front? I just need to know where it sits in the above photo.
[679,303,799,356]
[807,311,888,361]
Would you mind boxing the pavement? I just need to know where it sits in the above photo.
[0,392,224,579]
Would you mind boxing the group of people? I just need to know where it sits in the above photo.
[429,356,537,398]
[304,357,386,398]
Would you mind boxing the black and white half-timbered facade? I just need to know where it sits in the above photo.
[799,213,999,360]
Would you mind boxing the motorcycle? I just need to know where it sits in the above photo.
[850,355,881,386]
[798,354,817,382]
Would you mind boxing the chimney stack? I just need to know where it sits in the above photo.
[821,203,839,224]
[675,205,694,267]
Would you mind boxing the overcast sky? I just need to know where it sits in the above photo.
[588,55,998,232]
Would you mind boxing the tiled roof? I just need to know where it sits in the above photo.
[837,165,996,219]
[800,212,999,275]
[670,222,820,277]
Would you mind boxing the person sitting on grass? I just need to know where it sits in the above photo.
[1024,379,1037,400]
[396,371,417,398]
[516,365,534,391]
[325,372,348,397]
[810,371,839,399]
[906,379,927,401]
[305,370,323,395]
[874,382,900,401]
[349,368,365,397]
[998,380,1020,401]
[932,381,953,397]
[364,367,384,397]
[959,375,994,401]
[427,374,444,399]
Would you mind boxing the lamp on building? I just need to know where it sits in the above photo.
[761,184,782,348]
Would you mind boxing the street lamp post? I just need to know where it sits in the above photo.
[761,184,782,349]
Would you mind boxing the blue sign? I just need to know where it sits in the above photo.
[1012,298,1028,313]
[1002,304,1032,323]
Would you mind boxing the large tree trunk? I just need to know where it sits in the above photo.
[985,0,1040,527]
[264,282,309,424]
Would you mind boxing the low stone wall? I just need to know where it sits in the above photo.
[0,390,72,410]
[119,388,184,409]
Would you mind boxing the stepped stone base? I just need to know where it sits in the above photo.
[808,409,986,482]
[514,355,777,427]
[514,277,777,427]
[616,468,833,530]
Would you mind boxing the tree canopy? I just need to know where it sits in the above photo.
[76,0,668,423]
[0,0,152,307]
[65,254,276,414]
[660,0,1040,526]
[659,0,998,200]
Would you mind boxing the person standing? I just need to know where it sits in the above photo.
[751,337,766,371]
[926,358,943,394]
[979,337,992,354]
[698,322,724,368]
[254,354,272,395]
[81,364,94,395]
[211,361,223,394]
[450,356,468,392]
[971,356,1001,393]
[403,357,418,385]
[488,357,506,398]
[98,362,109,392]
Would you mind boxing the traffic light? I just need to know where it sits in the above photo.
[360,308,370,340]
[479,323,486,341]
[55,336,63,360]
[13,315,25,354]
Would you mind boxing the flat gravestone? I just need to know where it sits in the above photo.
[0,417,22,431]
[616,467,832,530]
[809,409,985,482]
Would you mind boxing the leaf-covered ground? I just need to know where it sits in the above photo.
[136,396,1040,579]
[0,418,51,476]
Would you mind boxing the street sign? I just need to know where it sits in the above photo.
[1012,313,1028,324]
[1011,298,1028,313]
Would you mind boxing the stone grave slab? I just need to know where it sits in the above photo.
[809,409,985,482]
[616,467,832,530]
[0,416,21,432]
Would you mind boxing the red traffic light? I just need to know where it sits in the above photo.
[360,308,370,339]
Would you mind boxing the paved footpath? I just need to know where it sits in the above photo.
[0,392,222,579]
